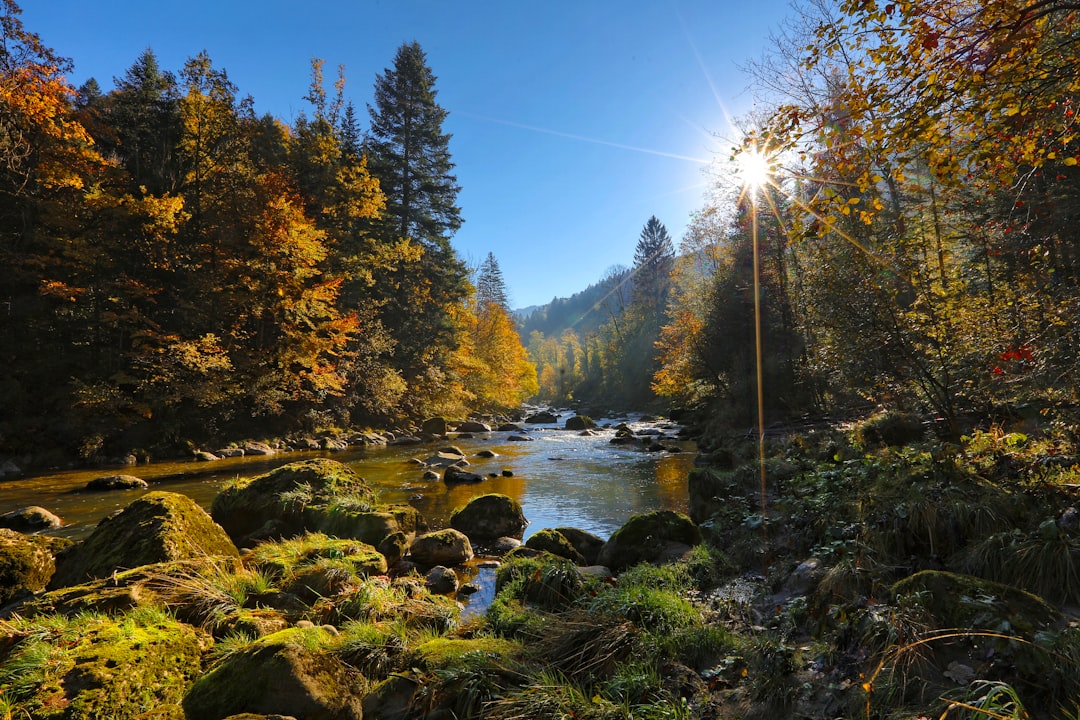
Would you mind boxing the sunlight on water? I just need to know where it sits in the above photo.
[0,417,694,546]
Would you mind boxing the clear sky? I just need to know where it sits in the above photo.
[22,1,791,310]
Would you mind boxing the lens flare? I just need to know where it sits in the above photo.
[736,147,772,192]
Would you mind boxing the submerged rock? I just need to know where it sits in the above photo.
[443,465,484,484]
[450,493,528,542]
[50,491,239,589]
[85,474,148,491]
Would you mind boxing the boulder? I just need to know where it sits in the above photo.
[85,474,148,491]
[7,609,208,719]
[490,536,522,554]
[596,510,703,572]
[423,451,468,468]
[0,505,63,532]
[243,441,277,456]
[498,423,525,432]
[316,505,425,554]
[443,466,484,484]
[525,411,559,424]
[425,565,459,594]
[211,459,377,545]
[216,447,245,458]
[421,417,449,435]
[195,450,221,462]
[363,675,416,720]
[182,627,362,720]
[410,529,474,566]
[449,494,528,542]
[50,491,239,589]
[475,449,499,458]
[0,528,71,604]
[553,526,606,565]
[455,420,491,433]
[564,415,596,431]
[0,458,22,478]
[508,434,534,442]
[525,529,585,565]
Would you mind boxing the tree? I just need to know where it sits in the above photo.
[364,41,470,410]
[476,252,510,312]
[632,215,675,310]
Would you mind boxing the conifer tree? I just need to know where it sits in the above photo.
[476,252,510,312]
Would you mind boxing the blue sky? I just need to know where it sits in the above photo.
[23,1,791,309]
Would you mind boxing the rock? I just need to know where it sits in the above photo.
[449,494,528,542]
[85,474,148,491]
[318,506,424,554]
[363,675,417,720]
[211,458,377,545]
[498,423,525,432]
[525,411,559,424]
[248,534,388,593]
[423,451,468,468]
[564,415,596,431]
[410,529,474,566]
[475,449,499,458]
[243,441,277,456]
[687,467,736,525]
[455,420,491,433]
[553,526,605,566]
[425,565,459,594]
[438,445,466,456]
[1059,506,1079,532]
[8,609,209,718]
[50,491,239,589]
[0,458,22,478]
[195,450,221,462]
[525,529,586,565]
[216,447,246,458]
[443,466,484,484]
[422,470,440,481]
[783,557,825,596]
[596,510,703,572]
[489,536,522,554]
[0,528,71,603]
[577,565,614,581]
[508,434,534,442]
[0,505,63,532]
[421,417,449,435]
[389,435,423,445]
[182,627,363,720]
[501,469,514,477]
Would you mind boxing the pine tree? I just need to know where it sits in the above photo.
[364,41,469,410]
[476,252,510,312]
[366,41,463,254]
[632,215,675,309]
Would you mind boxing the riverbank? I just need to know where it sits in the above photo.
[2,410,1078,719]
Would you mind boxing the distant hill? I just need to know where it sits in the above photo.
[516,268,634,341]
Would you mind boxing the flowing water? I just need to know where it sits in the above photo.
[0,415,695,545]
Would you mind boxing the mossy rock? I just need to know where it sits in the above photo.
[211,459,377,545]
[596,510,702,572]
[410,528,474,566]
[564,415,596,431]
[18,558,241,619]
[316,504,424,553]
[412,637,525,670]
[0,528,71,604]
[857,410,925,446]
[449,493,528,542]
[2,608,209,719]
[182,627,362,720]
[246,533,387,584]
[553,526,605,565]
[525,529,585,565]
[891,570,1061,631]
[49,492,239,590]
[362,674,418,720]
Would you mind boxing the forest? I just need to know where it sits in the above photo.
[523,0,1080,445]
[0,1,536,462]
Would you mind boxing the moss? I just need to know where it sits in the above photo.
[49,492,239,590]
[412,637,526,670]
[891,570,1060,630]
[181,626,362,720]
[0,529,70,603]
[2,607,209,720]
[525,529,585,565]
[596,510,702,572]
[246,533,387,584]
[449,494,527,541]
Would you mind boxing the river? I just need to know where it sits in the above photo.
[0,414,695,545]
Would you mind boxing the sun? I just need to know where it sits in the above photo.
[736,147,773,193]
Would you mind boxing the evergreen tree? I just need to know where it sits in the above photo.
[109,48,182,193]
[339,100,362,159]
[632,215,675,309]
[364,41,469,412]
[476,252,510,312]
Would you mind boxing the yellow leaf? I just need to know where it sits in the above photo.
[1065,157,1078,166]
[848,197,861,204]
[1005,106,1020,117]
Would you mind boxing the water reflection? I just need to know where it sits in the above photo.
[0,420,695,544]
